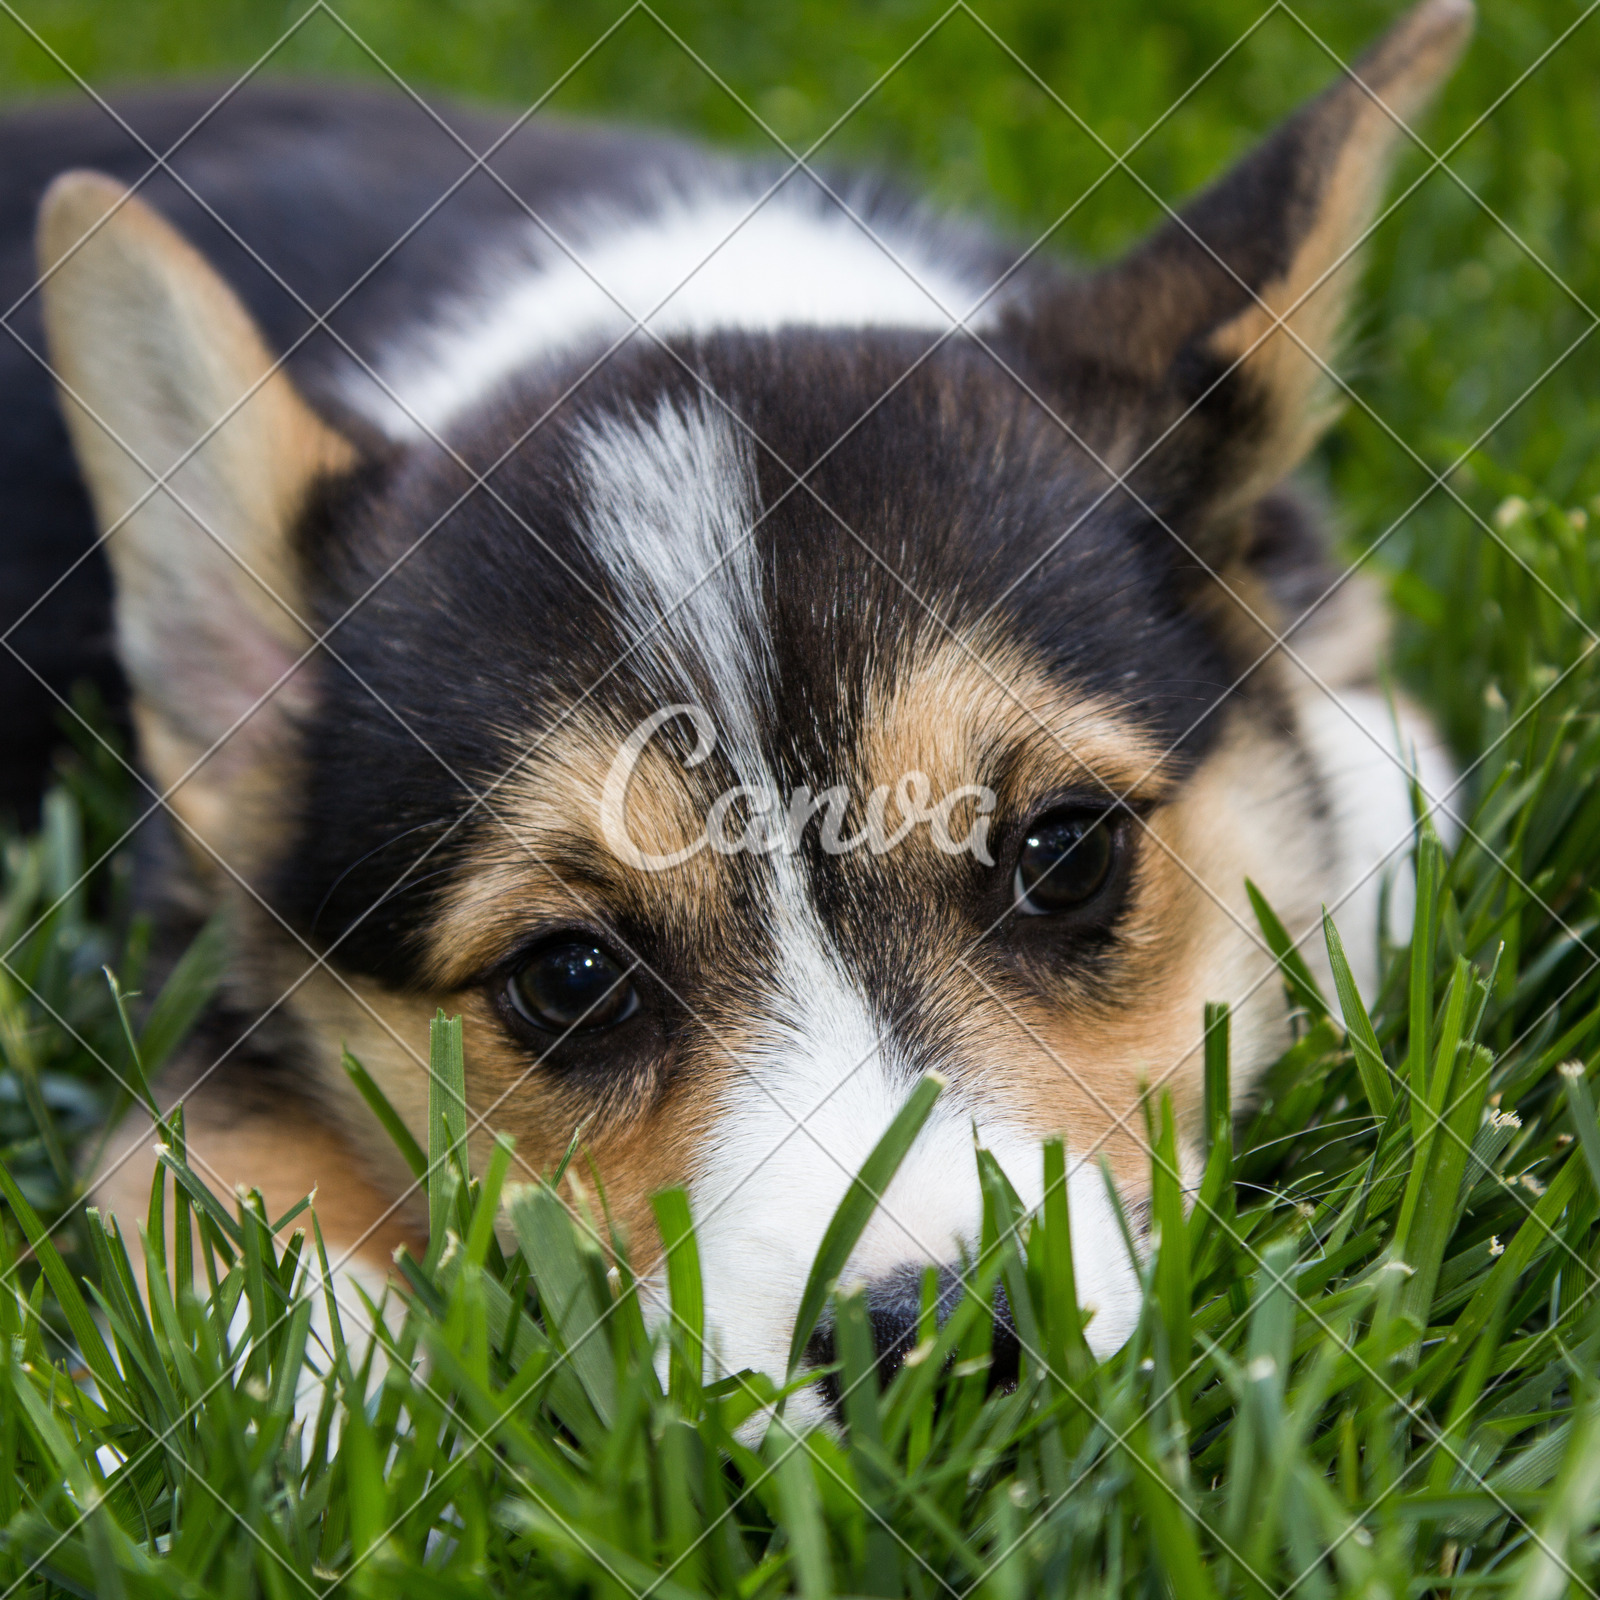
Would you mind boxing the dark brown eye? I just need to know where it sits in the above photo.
[1014,810,1117,915]
[506,940,637,1033]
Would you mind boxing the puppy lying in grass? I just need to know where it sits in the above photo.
[2,0,1464,1423]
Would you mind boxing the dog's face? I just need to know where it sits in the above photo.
[40,1,1469,1410]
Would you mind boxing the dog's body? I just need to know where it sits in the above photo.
[3,1,1465,1418]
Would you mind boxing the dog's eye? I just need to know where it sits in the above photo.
[505,940,638,1033]
[1014,810,1117,915]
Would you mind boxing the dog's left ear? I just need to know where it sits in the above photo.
[1024,0,1472,542]
[36,172,356,873]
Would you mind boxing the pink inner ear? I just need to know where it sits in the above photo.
[129,576,316,779]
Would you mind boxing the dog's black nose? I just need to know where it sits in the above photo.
[804,1265,1020,1413]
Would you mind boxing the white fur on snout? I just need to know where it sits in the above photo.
[678,872,1142,1427]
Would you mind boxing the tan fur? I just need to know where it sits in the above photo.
[220,895,708,1278]
[426,717,725,990]
[857,630,1178,811]
[849,633,1201,1179]
[861,639,1323,1172]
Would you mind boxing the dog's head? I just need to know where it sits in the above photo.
[38,1,1468,1413]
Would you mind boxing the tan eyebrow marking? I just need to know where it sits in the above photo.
[422,705,733,990]
[855,629,1180,812]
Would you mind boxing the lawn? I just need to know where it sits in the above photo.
[5,0,1600,1594]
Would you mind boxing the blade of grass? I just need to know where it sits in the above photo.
[0,1156,125,1409]
[1153,1092,1191,1415]
[833,1288,897,1597]
[1558,1060,1600,1200]
[651,1186,704,1411]
[135,910,226,1077]
[342,1046,426,1182]
[1406,831,1443,1146]
[506,1182,615,1428]
[771,1421,833,1600]
[1247,880,1329,1021]
[427,1010,469,1255]
[1510,1382,1600,1600]
[1325,911,1395,1117]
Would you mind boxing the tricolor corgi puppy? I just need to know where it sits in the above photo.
[4,0,1465,1422]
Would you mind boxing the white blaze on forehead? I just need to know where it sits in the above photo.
[575,396,770,773]
[681,865,1142,1427]
[350,190,997,440]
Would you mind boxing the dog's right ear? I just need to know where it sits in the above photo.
[1020,0,1471,553]
[37,173,354,874]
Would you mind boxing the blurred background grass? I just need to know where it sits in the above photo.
[5,0,1599,758]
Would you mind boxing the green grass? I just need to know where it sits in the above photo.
[7,738,1600,1597]
[6,0,1600,1593]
